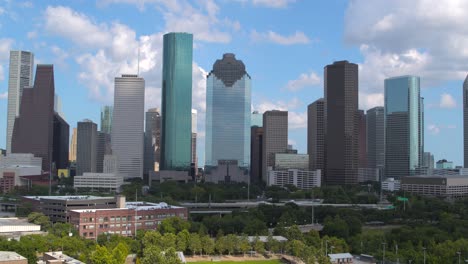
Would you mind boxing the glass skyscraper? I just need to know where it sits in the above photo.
[160,32,193,171]
[205,53,251,172]
[385,75,423,179]
[100,105,113,134]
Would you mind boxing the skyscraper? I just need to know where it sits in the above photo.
[385,76,423,179]
[205,53,251,176]
[250,126,263,184]
[112,74,145,178]
[76,120,97,176]
[69,128,77,162]
[12,64,54,172]
[324,60,359,185]
[307,98,325,172]
[366,106,385,169]
[53,113,69,170]
[191,109,198,176]
[6,51,34,154]
[251,111,263,127]
[262,110,288,182]
[160,32,193,171]
[144,108,161,175]
[96,132,111,173]
[464,75,468,167]
[101,105,113,134]
[358,110,367,168]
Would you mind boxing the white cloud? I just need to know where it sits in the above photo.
[252,0,295,8]
[19,1,33,8]
[0,38,14,81]
[0,91,7,99]
[0,7,5,15]
[285,71,321,91]
[251,30,310,45]
[427,124,440,135]
[27,31,37,39]
[360,92,384,110]
[439,93,457,109]
[288,111,307,129]
[345,0,468,95]
[254,98,305,129]
[51,45,70,68]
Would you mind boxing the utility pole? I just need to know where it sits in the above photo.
[382,242,386,264]
[395,244,399,264]
[422,247,426,264]
[457,251,461,264]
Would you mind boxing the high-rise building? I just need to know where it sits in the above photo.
[76,120,97,176]
[385,76,423,179]
[262,110,288,182]
[251,111,263,127]
[307,98,325,171]
[11,65,54,172]
[324,60,359,185]
[53,113,69,170]
[6,51,34,154]
[464,75,468,167]
[144,108,161,175]
[96,132,111,173]
[112,74,145,178]
[69,128,77,162]
[366,106,385,169]
[160,32,193,171]
[191,109,198,177]
[422,152,434,170]
[358,110,367,168]
[101,105,113,134]
[250,126,263,184]
[205,53,251,180]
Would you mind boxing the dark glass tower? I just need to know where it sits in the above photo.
[160,32,193,171]
[76,120,97,175]
[324,61,359,185]
[53,113,70,170]
[366,106,385,170]
[12,65,55,172]
[307,98,325,171]
[358,110,367,168]
[144,108,161,175]
[464,75,468,167]
[384,76,423,179]
[250,126,263,184]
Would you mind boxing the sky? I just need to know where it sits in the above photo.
[0,0,466,166]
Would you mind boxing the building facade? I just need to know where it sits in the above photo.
[53,113,69,170]
[112,75,145,179]
[69,128,77,162]
[268,169,321,190]
[251,111,263,127]
[6,51,34,154]
[96,132,111,173]
[324,61,359,185]
[191,109,198,177]
[366,106,385,170]
[161,32,193,171]
[144,108,162,176]
[11,65,55,172]
[74,173,124,191]
[262,111,288,182]
[385,76,423,179]
[307,98,325,172]
[274,153,309,170]
[464,75,468,168]
[76,120,97,176]
[101,105,113,135]
[250,126,263,184]
[205,53,251,178]
[401,175,468,198]
[358,110,367,168]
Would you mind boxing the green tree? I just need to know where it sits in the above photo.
[90,245,113,264]
[159,217,191,234]
[189,233,202,255]
[201,235,215,256]
[27,212,51,231]
[253,236,265,255]
[239,235,251,256]
[141,246,181,264]
[322,216,349,240]
[176,229,190,252]
[112,242,129,264]
[161,233,177,250]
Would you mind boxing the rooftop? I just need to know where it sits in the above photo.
[43,251,85,264]
[0,218,40,228]
[23,195,115,201]
[0,251,27,261]
[71,201,183,213]
[329,253,353,260]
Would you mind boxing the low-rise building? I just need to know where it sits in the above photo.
[0,166,42,193]
[436,159,454,169]
[329,253,353,264]
[69,197,188,240]
[401,175,468,198]
[73,173,124,191]
[0,154,42,168]
[39,251,84,264]
[0,218,42,239]
[382,177,400,192]
[204,160,249,183]
[0,251,27,264]
[274,153,309,170]
[268,169,321,189]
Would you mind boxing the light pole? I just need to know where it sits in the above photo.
[457,251,461,264]
[325,240,329,257]
[330,246,335,254]
[382,242,386,264]
[422,247,426,264]
[395,244,399,264]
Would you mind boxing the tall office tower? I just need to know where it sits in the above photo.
[69,128,77,162]
[324,60,359,185]
[262,110,288,182]
[53,113,69,170]
[76,120,97,175]
[307,98,325,171]
[160,32,193,171]
[191,109,198,176]
[422,152,434,170]
[144,108,161,175]
[250,126,263,183]
[385,76,423,179]
[96,132,111,173]
[366,106,385,170]
[464,75,468,167]
[6,51,34,154]
[112,74,145,178]
[205,53,251,174]
[101,105,113,134]
[12,65,54,172]
[358,110,367,168]
[251,111,263,127]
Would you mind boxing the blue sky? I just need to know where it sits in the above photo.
[0,0,466,166]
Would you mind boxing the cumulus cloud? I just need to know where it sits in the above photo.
[254,98,306,129]
[360,92,384,110]
[427,123,457,135]
[285,71,321,91]
[0,38,14,81]
[252,0,295,8]
[345,0,468,95]
[0,91,7,99]
[251,30,310,45]
[439,93,457,109]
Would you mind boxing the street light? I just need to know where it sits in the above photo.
[325,240,329,257]
[457,251,461,264]
[382,242,386,264]
[422,247,426,264]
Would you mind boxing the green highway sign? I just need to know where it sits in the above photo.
[397,197,408,202]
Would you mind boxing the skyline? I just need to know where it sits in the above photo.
[0,1,467,166]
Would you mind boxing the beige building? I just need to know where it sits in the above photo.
[69,128,77,162]
[73,172,124,191]
[0,251,27,264]
[401,175,468,198]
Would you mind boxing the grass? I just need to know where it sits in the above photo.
[188,260,283,264]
